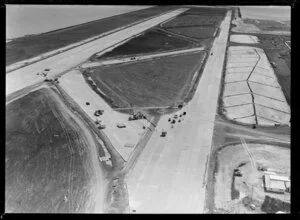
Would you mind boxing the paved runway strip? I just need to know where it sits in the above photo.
[126,10,232,213]
[6,8,188,96]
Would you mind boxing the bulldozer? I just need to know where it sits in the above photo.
[161,130,167,137]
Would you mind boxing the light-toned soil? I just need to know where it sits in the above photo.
[227,62,257,68]
[222,46,290,126]
[59,70,150,161]
[214,143,290,212]
[225,104,254,119]
[226,67,253,74]
[225,73,249,82]
[249,74,280,87]
[233,116,256,124]
[230,34,259,44]
[223,81,250,96]
[223,94,252,107]
[255,105,290,124]
[253,94,290,113]
[249,82,286,101]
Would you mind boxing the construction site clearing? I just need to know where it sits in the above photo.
[222,46,290,126]
[214,143,290,213]
[59,70,151,161]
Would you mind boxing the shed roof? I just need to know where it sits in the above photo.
[269,174,290,182]
[264,174,286,191]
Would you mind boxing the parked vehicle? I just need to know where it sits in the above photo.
[117,123,126,128]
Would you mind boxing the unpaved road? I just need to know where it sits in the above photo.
[6,8,188,96]
[125,10,232,213]
[48,86,107,213]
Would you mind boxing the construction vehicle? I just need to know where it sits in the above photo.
[117,123,126,128]
[257,165,268,171]
[171,120,176,124]
[129,112,144,121]
[234,169,242,177]
[97,124,106,129]
[44,68,50,71]
[161,130,167,137]
[94,110,104,116]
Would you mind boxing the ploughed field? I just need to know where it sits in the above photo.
[93,29,197,60]
[160,8,226,40]
[6,88,101,213]
[85,52,206,108]
[6,6,178,66]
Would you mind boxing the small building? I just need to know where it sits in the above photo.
[264,174,290,194]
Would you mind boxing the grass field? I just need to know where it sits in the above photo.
[6,6,178,66]
[94,29,197,60]
[5,88,102,213]
[243,19,290,32]
[165,27,217,39]
[86,52,206,109]
[160,8,225,40]
[161,14,222,28]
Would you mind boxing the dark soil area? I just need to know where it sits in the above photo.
[261,196,290,213]
[264,49,290,104]
[184,7,227,15]
[5,88,100,213]
[160,8,226,41]
[6,6,179,66]
[86,52,206,108]
[231,175,240,200]
[94,29,197,60]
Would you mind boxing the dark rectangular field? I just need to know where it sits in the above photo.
[184,7,227,15]
[94,29,198,60]
[161,14,223,28]
[5,88,101,213]
[86,52,206,108]
[165,27,217,39]
[6,6,178,66]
